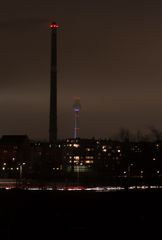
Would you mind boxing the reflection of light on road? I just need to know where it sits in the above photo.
[56,185,162,192]
[85,186,125,192]
[0,182,162,191]
[65,188,83,191]
[27,188,41,190]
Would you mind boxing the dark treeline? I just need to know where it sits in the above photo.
[112,127,162,142]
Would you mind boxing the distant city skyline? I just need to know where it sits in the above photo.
[0,0,162,140]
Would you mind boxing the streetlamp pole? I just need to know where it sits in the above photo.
[20,164,23,179]
[77,165,80,185]
[128,163,133,187]
[19,163,26,179]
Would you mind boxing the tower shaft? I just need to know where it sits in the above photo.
[73,97,81,139]
[74,111,79,139]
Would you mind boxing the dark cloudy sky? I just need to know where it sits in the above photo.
[1,0,162,140]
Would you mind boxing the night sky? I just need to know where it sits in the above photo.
[1,0,162,140]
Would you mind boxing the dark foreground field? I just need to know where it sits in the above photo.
[0,188,161,239]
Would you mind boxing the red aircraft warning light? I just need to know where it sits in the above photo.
[50,23,59,29]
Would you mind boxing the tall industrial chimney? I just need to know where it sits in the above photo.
[49,22,59,143]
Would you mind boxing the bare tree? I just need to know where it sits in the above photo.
[118,128,130,142]
[148,126,162,141]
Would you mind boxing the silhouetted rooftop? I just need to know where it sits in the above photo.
[0,135,29,144]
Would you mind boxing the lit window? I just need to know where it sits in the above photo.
[85,160,94,164]
[103,149,107,152]
[3,163,6,166]
[2,167,5,170]
[12,157,15,161]
[16,168,19,170]
[86,148,91,152]
[73,144,79,148]
[74,156,80,160]
[11,168,13,170]
[117,149,121,153]
[157,170,160,174]
[85,156,94,160]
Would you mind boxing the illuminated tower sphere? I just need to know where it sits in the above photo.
[49,22,59,143]
[73,97,81,139]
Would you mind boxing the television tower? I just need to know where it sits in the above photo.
[49,22,59,143]
[73,97,81,139]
